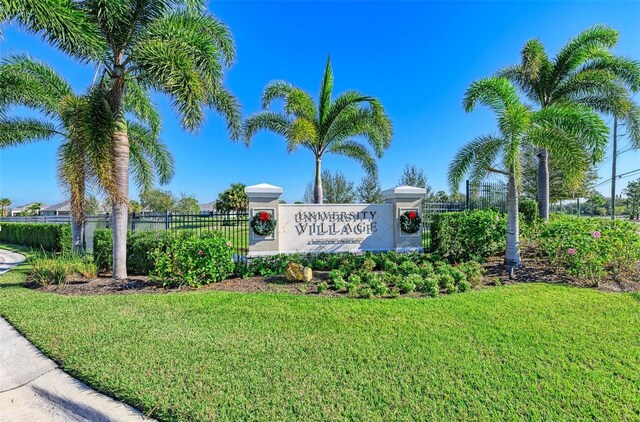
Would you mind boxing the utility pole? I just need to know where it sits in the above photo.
[611,116,618,220]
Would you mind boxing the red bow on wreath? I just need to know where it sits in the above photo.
[259,212,270,221]
[408,211,417,219]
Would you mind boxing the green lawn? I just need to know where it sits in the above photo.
[1,246,639,421]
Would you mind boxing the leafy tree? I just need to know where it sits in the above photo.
[216,183,248,213]
[0,55,173,253]
[398,164,432,197]
[84,195,101,215]
[5,0,242,278]
[304,170,356,204]
[357,173,384,203]
[499,25,640,219]
[175,194,200,214]
[129,200,143,214]
[140,189,175,213]
[244,57,392,204]
[0,198,10,216]
[623,179,640,220]
[433,191,449,202]
[521,144,598,202]
[449,77,608,273]
[585,192,607,216]
[18,202,43,216]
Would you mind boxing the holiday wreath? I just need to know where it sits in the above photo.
[399,210,421,234]
[251,211,277,236]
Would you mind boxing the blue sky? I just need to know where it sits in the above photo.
[1,1,639,206]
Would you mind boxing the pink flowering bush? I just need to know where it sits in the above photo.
[538,216,640,285]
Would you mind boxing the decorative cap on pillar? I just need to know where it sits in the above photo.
[245,183,283,200]
[382,185,427,201]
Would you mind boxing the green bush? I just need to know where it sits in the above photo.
[365,273,388,296]
[538,216,640,284]
[420,277,439,297]
[29,253,97,286]
[316,281,328,293]
[93,229,113,272]
[431,210,506,262]
[401,273,421,294]
[0,222,71,253]
[150,231,235,287]
[456,261,484,287]
[396,260,420,276]
[93,229,175,275]
[519,197,538,225]
[128,231,174,275]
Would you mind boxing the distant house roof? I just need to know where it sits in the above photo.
[199,202,215,212]
[10,203,47,214]
[41,201,72,213]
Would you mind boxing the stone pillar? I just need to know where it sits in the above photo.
[245,183,283,257]
[382,185,426,252]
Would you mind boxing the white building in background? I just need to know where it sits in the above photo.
[9,203,48,216]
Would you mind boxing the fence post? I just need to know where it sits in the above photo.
[106,212,110,229]
[165,210,170,230]
[465,180,470,210]
[131,212,136,231]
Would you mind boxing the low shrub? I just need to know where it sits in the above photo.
[93,229,184,275]
[29,253,97,286]
[150,231,235,287]
[347,274,362,285]
[0,222,71,253]
[420,277,439,297]
[537,216,640,284]
[365,274,388,296]
[400,273,421,294]
[519,197,538,225]
[396,260,420,277]
[430,210,506,262]
[456,261,484,287]
[316,281,328,293]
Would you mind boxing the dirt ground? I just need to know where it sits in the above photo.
[28,250,639,296]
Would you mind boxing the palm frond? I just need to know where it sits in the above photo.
[261,81,295,109]
[318,56,333,124]
[580,54,640,92]
[448,135,505,192]
[327,140,377,176]
[124,80,162,137]
[5,0,107,61]
[0,117,60,147]
[552,25,618,84]
[130,37,206,130]
[463,77,520,115]
[243,111,293,144]
[128,121,175,186]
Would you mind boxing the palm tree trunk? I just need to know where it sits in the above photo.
[112,122,129,280]
[71,217,84,254]
[505,174,521,275]
[314,156,323,204]
[537,147,549,220]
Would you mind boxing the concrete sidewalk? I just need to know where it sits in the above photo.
[0,249,153,421]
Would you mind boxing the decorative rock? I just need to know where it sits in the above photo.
[285,262,313,282]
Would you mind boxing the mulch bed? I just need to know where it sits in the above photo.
[28,251,639,296]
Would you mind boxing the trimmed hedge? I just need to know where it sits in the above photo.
[430,210,506,262]
[93,230,233,281]
[94,229,173,275]
[0,222,71,253]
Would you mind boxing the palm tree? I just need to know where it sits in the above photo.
[244,57,392,204]
[498,25,640,219]
[449,77,608,274]
[0,54,174,253]
[0,198,10,217]
[5,1,241,278]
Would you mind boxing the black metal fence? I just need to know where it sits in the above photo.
[2,181,508,257]
[421,181,509,250]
